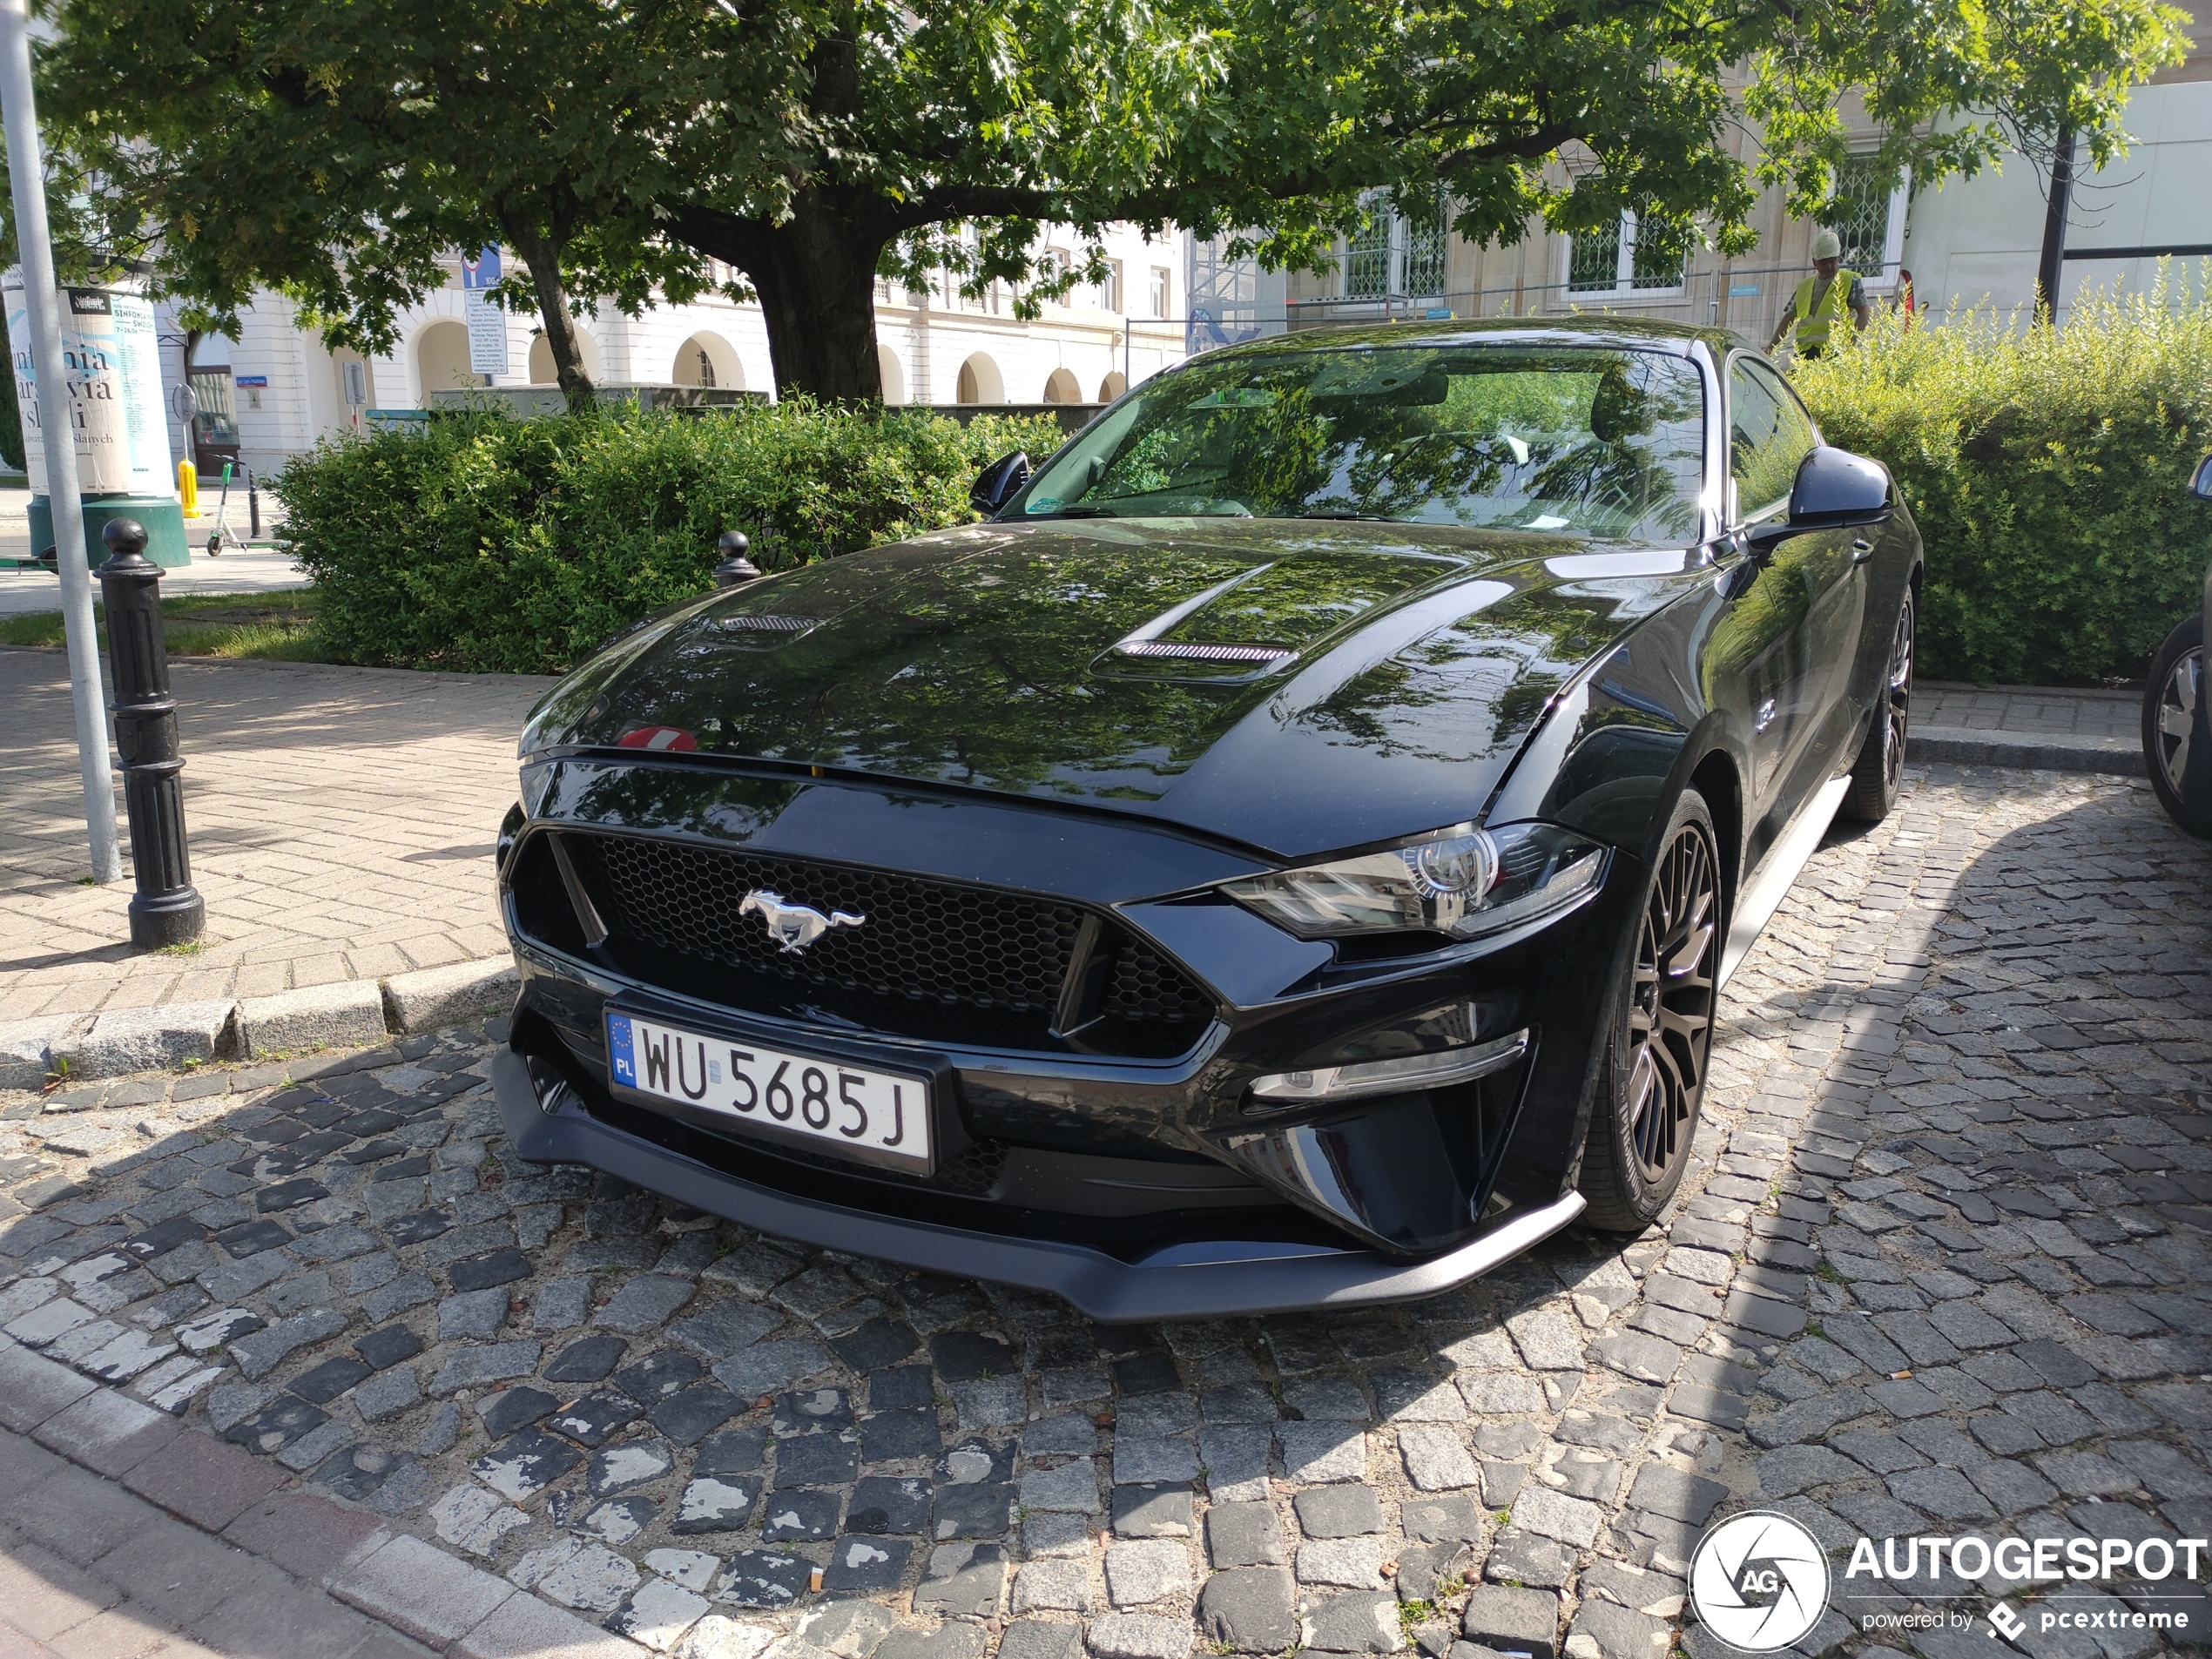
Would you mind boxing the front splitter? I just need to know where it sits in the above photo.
[493,1049,1587,1321]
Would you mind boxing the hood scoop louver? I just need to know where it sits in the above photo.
[1093,554,1465,683]
[1116,640,1295,664]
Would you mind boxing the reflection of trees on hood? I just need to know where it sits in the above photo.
[568,526,1704,804]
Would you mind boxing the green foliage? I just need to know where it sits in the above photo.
[36,0,2188,403]
[1792,268,2212,685]
[270,403,1063,675]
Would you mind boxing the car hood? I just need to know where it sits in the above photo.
[531,518,1708,860]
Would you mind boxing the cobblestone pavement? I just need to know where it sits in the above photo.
[1,764,2207,1659]
[0,649,553,1022]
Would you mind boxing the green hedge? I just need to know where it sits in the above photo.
[1793,273,2212,685]
[272,401,1066,674]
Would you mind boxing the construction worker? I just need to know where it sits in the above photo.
[1769,228,1872,359]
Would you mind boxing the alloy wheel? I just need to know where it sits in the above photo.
[1625,822,1717,1181]
[2153,645,2202,799]
[1878,595,1915,795]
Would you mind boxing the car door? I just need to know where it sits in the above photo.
[1719,354,1863,817]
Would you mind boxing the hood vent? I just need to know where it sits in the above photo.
[708,613,819,650]
[1116,641,1295,664]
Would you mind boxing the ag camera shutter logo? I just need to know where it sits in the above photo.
[1689,1511,1832,1651]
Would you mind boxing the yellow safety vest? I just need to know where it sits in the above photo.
[1791,268,1860,349]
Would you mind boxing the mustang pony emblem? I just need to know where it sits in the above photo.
[738,890,866,954]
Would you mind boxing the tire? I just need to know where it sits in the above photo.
[2144,612,2210,839]
[1839,586,1914,823]
[1577,788,1722,1231]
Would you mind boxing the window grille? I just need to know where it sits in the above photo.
[1569,210,1684,296]
[1819,156,1903,279]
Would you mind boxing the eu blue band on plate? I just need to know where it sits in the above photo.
[607,1013,637,1088]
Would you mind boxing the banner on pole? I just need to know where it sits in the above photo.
[3,271,174,497]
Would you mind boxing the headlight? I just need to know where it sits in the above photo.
[1222,821,1605,941]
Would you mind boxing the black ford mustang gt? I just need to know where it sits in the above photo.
[490,317,1920,1319]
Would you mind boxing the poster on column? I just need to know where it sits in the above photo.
[3,268,175,496]
[461,246,509,377]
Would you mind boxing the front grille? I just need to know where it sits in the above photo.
[1107,941,1214,1024]
[543,832,1213,1056]
[583,835,1080,1013]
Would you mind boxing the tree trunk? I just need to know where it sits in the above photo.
[2035,123,2074,322]
[500,217,596,414]
[673,192,885,403]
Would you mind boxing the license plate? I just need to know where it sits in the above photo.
[606,1012,933,1172]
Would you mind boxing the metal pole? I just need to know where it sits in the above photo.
[96,519,203,948]
[0,0,121,883]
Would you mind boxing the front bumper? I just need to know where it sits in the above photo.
[497,758,1644,1315]
[494,1048,1587,1319]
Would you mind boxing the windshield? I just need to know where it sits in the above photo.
[1014,344,1707,543]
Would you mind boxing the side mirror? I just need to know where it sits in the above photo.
[2191,453,2212,500]
[714,529,762,589]
[1746,446,1893,553]
[970,451,1030,516]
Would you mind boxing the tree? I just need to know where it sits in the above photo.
[38,0,2188,406]
[36,0,772,408]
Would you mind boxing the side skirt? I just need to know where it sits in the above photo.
[1717,773,1851,988]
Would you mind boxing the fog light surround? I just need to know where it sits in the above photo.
[1244,1027,1530,1113]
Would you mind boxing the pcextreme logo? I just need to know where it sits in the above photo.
[1689,1511,1833,1652]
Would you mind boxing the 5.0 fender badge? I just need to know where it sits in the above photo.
[739,889,865,954]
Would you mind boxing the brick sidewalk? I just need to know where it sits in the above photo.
[1917,681,2140,740]
[0,649,556,1023]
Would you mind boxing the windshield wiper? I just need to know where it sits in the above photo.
[1043,506,1117,518]
[1295,511,1393,522]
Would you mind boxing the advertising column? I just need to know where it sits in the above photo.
[4,268,192,567]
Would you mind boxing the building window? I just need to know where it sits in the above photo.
[1101,260,1123,313]
[1337,191,1448,300]
[695,349,717,388]
[1819,156,1912,288]
[1568,209,1685,297]
[1343,206,1391,299]
[1150,266,1171,318]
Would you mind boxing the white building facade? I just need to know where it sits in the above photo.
[161,223,1197,478]
[1279,19,2210,341]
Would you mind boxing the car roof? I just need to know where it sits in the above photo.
[1204,314,1742,361]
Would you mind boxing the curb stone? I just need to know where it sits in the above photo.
[1911,725,2142,777]
[1,953,518,1084]
[238,980,390,1055]
[47,999,237,1080]
[384,957,521,1035]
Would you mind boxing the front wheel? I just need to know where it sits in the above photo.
[1577,789,1722,1231]
[1839,587,1913,823]
[2144,612,2210,838]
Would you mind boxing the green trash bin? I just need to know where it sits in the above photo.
[26,494,192,570]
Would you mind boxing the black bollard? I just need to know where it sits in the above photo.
[713,529,762,588]
[96,519,206,949]
[247,469,260,540]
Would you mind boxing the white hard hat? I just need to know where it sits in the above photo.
[1811,228,1843,261]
